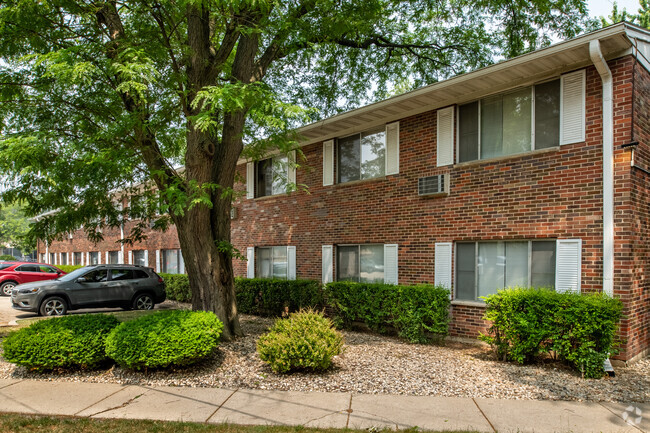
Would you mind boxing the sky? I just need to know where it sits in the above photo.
[587,0,643,18]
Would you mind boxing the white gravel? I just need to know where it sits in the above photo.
[0,313,647,402]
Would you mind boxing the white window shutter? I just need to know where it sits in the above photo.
[560,70,586,145]
[434,243,453,297]
[385,122,400,175]
[322,245,333,284]
[105,251,109,264]
[437,107,454,166]
[246,162,254,199]
[384,244,399,285]
[247,247,255,278]
[179,251,185,274]
[118,251,124,264]
[555,239,582,293]
[287,246,296,280]
[128,250,133,265]
[323,140,334,186]
[155,250,161,273]
[144,250,149,268]
[86,252,90,265]
[288,151,296,187]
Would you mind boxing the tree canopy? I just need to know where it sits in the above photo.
[0,203,34,254]
[0,0,590,337]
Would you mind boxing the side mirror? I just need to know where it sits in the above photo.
[76,277,88,283]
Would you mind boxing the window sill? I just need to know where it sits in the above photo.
[252,192,292,201]
[451,300,487,308]
[333,176,387,188]
[454,146,559,169]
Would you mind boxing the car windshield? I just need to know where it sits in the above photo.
[57,267,90,282]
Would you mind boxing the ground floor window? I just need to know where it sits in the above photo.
[73,252,82,265]
[89,251,99,265]
[49,252,55,265]
[60,253,67,265]
[40,253,45,263]
[108,251,120,264]
[336,244,384,283]
[133,250,146,266]
[162,249,184,274]
[256,246,288,279]
[455,240,556,301]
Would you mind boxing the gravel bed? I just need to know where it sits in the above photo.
[0,314,647,402]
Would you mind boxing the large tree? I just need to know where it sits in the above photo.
[0,0,588,339]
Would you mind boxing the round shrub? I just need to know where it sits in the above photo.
[2,314,120,371]
[105,310,223,370]
[257,309,344,373]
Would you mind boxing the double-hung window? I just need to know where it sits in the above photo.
[256,156,288,198]
[456,240,556,301]
[162,249,184,274]
[133,250,146,266]
[89,252,99,265]
[256,246,288,279]
[108,251,120,264]
[338,128,386,183]
[73,252,82,265]
[458,79,560,163]
[336,244,385,283]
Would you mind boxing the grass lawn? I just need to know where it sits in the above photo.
[0,414,481,433]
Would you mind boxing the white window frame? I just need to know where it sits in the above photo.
[335,244,387,284]
[255,155,290,198]
[255,246,290,280]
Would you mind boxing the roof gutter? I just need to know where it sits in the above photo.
[589,39,614,297]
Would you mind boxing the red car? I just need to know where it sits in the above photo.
[0,262,66,296]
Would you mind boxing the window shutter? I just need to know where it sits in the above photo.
[384,244,399,285]
[560,70,586,145]
[155,250,161,273]
[86,252,90,265]
[119,251,124,264]
[287,246,296,280]
[323,140,334,186]
[246,162,254,199]
[434,243,453,296]
[144,250,149,268]
[288,151,296,187]
[179,251,185,274]
[322,245,333,284]
[385,122,400,175]
[437,107,454,166]
[105,251,109,264]
[128,250,133,265]
[247,247,255,278]
[555,239,582,293]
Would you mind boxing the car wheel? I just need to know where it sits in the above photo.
[39,296,68,316]
[133,293,154,311]
[0,281,16,296]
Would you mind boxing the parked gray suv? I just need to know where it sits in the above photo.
[11,265,166,316]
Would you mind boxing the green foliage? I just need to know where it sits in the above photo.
[257,309,344,373]
[2,314,120,371]
[0,254,16,260]
[57,265,83,273]
[0,203,34,253]
[105,310,223,370]
[480,288,623,378]
[160,273,191,302]
[236,278,323,316]
[325,282,450,343]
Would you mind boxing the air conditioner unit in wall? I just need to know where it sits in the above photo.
[418,173,449,196]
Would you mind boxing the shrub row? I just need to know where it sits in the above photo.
[480,288,623,378]
[236,278,323,316]
[325,282,450,343]
[56,264,83,273]
[257,309,343,373]
[2,311,223,371]
[160,273,191,302]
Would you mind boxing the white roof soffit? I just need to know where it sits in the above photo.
[290,22,641,148]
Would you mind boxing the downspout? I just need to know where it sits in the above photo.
[589,40,614,297]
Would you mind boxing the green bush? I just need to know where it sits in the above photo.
[236,278,323,316]
[160,273,191,302]
[2,314,120,371]
[480,288,623,378]
[325,282,450,343]
[57,265,83,273]
[105,310,223,370]
[257,309,344,373]
[0,254,16,261]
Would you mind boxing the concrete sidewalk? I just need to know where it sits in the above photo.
[0,379,646,432]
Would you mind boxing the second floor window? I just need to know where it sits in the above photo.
[458,79,560,163]
[338,128,386,183]
[256,156,288,197]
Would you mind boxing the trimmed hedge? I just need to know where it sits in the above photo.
[160,273,191,302]
[105,310,223,370]
[0,254,17,261]
[57,265,83,273]
[480,288,623,378]
[325,282,450,343]
[257,309,344,373]
[2,314,120,371]
[236,278,323,316]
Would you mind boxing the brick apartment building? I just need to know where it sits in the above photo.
[38,23,650,362]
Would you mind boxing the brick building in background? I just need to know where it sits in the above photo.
[39,23,650,362]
